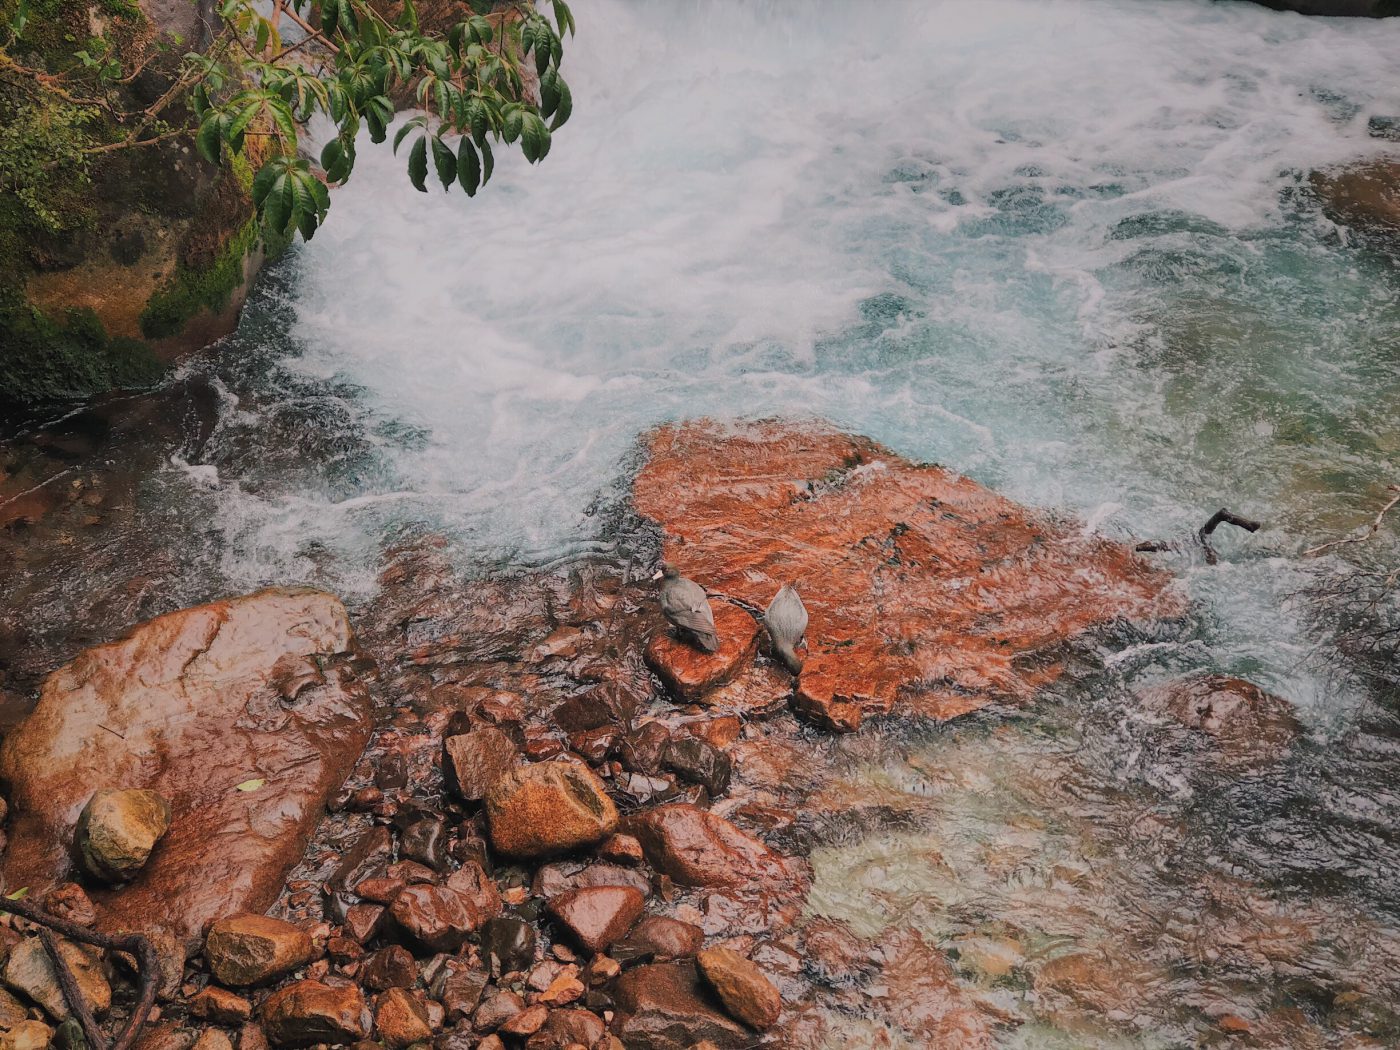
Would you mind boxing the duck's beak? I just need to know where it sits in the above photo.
[650,569,664,582]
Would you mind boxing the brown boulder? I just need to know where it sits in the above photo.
[1312,161,1400,242]
[188,986,253,1024]
[442,727,517,803]
[610,962,748,1050]
[444,861,502,921]
[524,1008,606,1050]
[3,936,111,1021]
[695,948,781,1030]
[0,589,372,950]
[374,988,432,1049]
[205,914,313,987]
[623,804,792,888]
[613,916,704,963]
[634,421,1174,726]
[547,886,645,955]
[645,604,760,703]
[75,788,172,883]
[0,1020,53,1050]
[389,884,480,952]
[260,980,370,1047]
[1140,675,1302,766]
[484,760,618,859]
[360,945,417,991]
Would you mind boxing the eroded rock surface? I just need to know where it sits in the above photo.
[0,588,373,949]
[635,420,1176,728]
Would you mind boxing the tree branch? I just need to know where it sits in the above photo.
[1304,485,1400,558]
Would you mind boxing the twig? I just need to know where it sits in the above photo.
[1304,485,1400,558]
[39,929,106,1050]
[0,895,160,1050]
[1197,508,1262,566]
[282,8,340,54]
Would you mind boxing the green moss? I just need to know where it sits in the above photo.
[139,218,260,339]
[0,288,162,406]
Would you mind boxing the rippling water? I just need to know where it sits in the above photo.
[5,0,1400,1044]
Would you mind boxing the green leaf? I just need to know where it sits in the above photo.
[268,98,298,149]
[196,115,223,165]
[502,107,523,144]
[457,137,480,196]
[251,160,279,207]
[4,887,28,901]
[393,119,418,154]
[549,76,572,131]
[552,0,574,36]
[480,138,493,185]
[407,135,428,192]
[235,778,266,792]
[265,174,292,234]
[431,136,456,190]
[521,112,550,163]
[320,138,344,174]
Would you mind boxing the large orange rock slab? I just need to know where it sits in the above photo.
[1312,161,1400,242]
[0,588,372,949]
[645,602,760,702]
[634,420,1177,727]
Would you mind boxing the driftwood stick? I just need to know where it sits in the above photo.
[0,895,160,1050]
[38,928,107,1050]
[1197,508,1262,566]
[1303,484,1400,558]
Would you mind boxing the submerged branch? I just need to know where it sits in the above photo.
[1303,484,1400,558]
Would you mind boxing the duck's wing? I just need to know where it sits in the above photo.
[662,577,718,637]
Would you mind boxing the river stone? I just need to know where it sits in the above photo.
[260,980,370,1048]
[634,421,1175,726]
[610,961,748,1050]
[3,936,111,1021]
[484,760,618,858]
[389,884,480,952]
[188,986,253,1024]
[75,788,172,883]
[481,917,537,976]
[523,1007,606,1050]
[374,988,432,1049]
[695,948,781,1030]
[1140,674,1302,767]
[442,727,517,803]
[546,885,645,955]
[361,945,417,991]
[0,588,372,951]
[622,804,792,888]
[661,736,731,797]
[1312,161,1400,243]
[613,916,704,964]
[190,1030,235,1050]
[205,914,314,987]
[645,603,761,703]
[0,987,29,1029]
[0,1020,53,1050]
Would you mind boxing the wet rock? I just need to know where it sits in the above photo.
[390,884,480,953]
[374,988,432,1049]
[662,736,731,797]
[523,1008,605,1050]
[3,936,111,1021]
[130,1021,197,1050]
[261,980,370,1047]
[431,958,488,1020]
[386,860,437,885]
[236,1022,269,1050]
[472,989,523,1031]
[532,860,652,900]
[613,916,704,964]
[547,886,645,955]
[0,1020,53,1050]
[0,589,372,950]
[354,876,406,904]
[342,904,385,945]
[801,918,875,986]
[361,945,417,991]
[484,760,618,859]
[610,961,748,1050]
[874,928,992,1045]
[190,1030,234,1050]
[189,986,253,1024]
[623,804,793,888]
[568,727,619,764]
[645,604,760,703]
[551,686,632,733]
[331,827,394,895]
[698,667,790,719]
[696,948,781,1030]
[481,917,536,976]
[685,717,742,749]
[1141,675,1303,767]
[444,862,502,922]
[42,883,96,927]
[442,728,517,804]
[634,421,1173,726]
[618,723,670,776]
[400,818,449,873]
[499,1003,548,1037]
[75,788,172,883]
[0,987,28,1029]
[205,915,313,987]
[596,833,645,866]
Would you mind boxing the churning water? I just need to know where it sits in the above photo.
[11,0,1400,1044]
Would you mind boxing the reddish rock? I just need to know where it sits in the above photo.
[444,861,502,922]
[634,421,1174,727]
[432,958,488,1020]
[547,886,645,955]
[532,859,652,900]
[354,877,405,904]
[188,986,253,1024]
[610,961,748,1050]
[75,788,172,883]
[0,589,372,950]
[42,883,96,927]
[568,726,618,764]
[524,1008,606,1050]
[696,948,781,1030]
[385,860,437,885]
[331,826,393,894]
[390,884,480,953]
[613,916,704,964]
[374,988,432,1048]
[442,727,517,803]
[473,989,524,1031]
[596,834,645,865]
[1312,161,1400,241]
[645,603,761,703]
[685,717,743,749]
[875,928,992,1046]
[662,736,731,797]
[1140,675,1302,767]
[361,945,417,991]
[623,804,793,888]
[342,904,385,945]
[205,915,313,987]
[484,760,619,859]
[499,1003,548,1037]
[260,980,370,1047]
[699,666,790,719]
[618,723,671,776]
